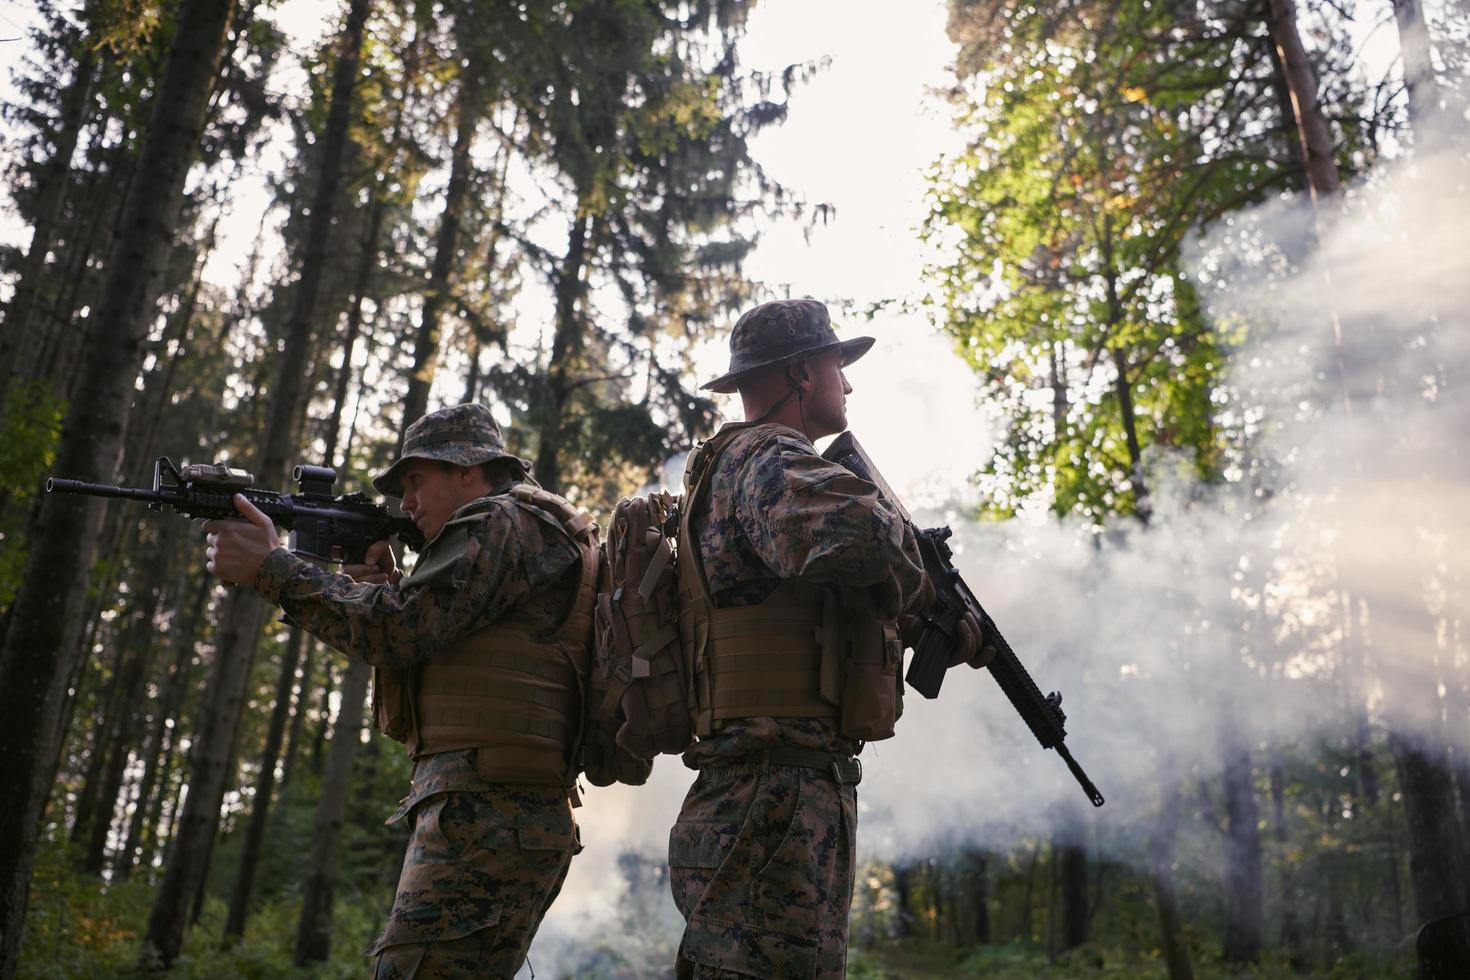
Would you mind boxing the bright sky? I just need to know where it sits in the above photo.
[712,0,994,499]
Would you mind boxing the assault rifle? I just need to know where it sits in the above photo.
[47,456,425,564]
[823,431,1105,808]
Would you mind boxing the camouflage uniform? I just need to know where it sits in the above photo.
[670,302,928,978]
[251,405,582,979]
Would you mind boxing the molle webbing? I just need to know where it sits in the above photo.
[415,487,599,785]
[700,588,839,722]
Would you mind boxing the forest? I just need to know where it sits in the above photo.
[0,0,1466,978]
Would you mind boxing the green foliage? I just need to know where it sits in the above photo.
[922,1,1306,521]
[20,840,392,979]
[0,382,65,606]
[853,927,1414,979]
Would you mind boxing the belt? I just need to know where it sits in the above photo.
[762,746,863,786]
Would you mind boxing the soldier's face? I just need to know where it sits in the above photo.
[802,349,853,439]
[399,461,490,541]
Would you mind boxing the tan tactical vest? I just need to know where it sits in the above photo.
[678,424,904,742]
[406,486,599,785]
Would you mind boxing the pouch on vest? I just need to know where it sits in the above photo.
[838,619,904,741]
[372,665,417,746]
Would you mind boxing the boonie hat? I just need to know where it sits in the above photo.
[701,298,875,394]
[371,403,531,497]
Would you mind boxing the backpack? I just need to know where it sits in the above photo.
[592,489,697,758]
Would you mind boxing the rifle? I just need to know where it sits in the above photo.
[47,456,425,565]
[823,431,1105,808]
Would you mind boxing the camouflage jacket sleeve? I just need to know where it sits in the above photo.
[252,498,578,670]
[735,427,926,619]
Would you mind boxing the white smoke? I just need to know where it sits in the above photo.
[516,110,1470,980]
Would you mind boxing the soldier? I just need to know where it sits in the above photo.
[668,299,985,978]
[204,403,597,979]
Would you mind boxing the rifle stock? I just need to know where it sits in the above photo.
[823,431,1105,807]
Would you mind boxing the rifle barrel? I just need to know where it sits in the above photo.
[1057,743,1106,807]
[46,479,164,504]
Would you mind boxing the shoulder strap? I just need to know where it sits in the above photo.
[503,483,603,794]
[508,484,596,542]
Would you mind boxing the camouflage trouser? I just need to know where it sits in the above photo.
[367,786,578,979]
[668,760,858,979]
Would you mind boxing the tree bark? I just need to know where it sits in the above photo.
[891,862,913,939]
[1392,0,1444,138]
[280,641,317,790]
[1221,724,1264,963]
[222,628,309,943]
[399,62,481,442]
[532,212,593,494]
[82,560,171,874]
[0,38,99,407]
[1264,0,1341,201]
[0,2,236,974]
[1058,835,1088,951]
[1150,766,1196,980]
[294,658,371,964]
[142,596,269,964]
[1100,210,1150,522]
[142,0,369,965]
[119,578,209,878]
[1392,734,1470,956]
[1269,758,1305,969]
[961,848,991,945]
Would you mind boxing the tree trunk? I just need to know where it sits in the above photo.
[1343,594,1381,805]
[280,641,317,790]
[143,596,270,964]
[962,848,990,944]
[891,862,913,939]
[1150,767,1196,980]
[222,628,309,943]
[0,40,99,407]
[142,0,369,964]
[1058,835,1088,951]
[312,656,338,775]
[1222,723,1264,963]
[1100,211,1150,522]
[82,563,171,874]
[399,63,481,441]
[323,190,386,469]
[119,578,209,878]
[1269,758,1305,969]
[0,2,236,974]
[69,638,131,851]
[294,658,371,964]
[1019,840,1040,941]
[42,146,138,402]
[1264,0,1341,201]
[532,213,593,494]
[1392,0,1443,137]
[1392,733,1470,967]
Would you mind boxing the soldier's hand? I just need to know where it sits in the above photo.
[203,494,280,587]
[948,609,994,670]
[343,539,400,586]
